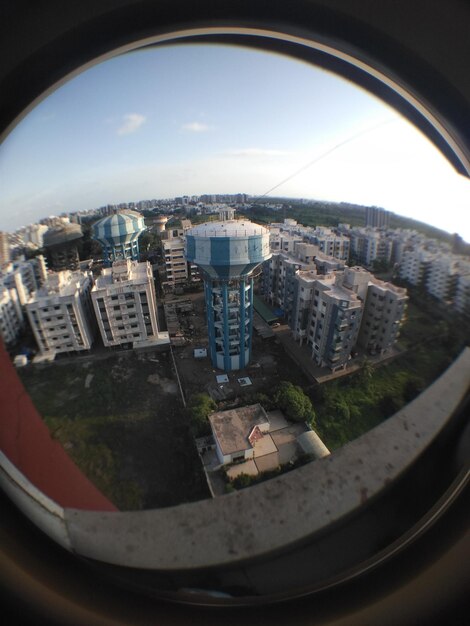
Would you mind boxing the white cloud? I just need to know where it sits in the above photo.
[223,148,290,158]
[117,113,147,135]
[181,122,211,133]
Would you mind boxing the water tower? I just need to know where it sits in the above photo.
[153,215,168,233]
[43,223,83,271]
[185,219,271,371]
[92,211,146,265]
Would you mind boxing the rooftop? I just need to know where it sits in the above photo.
[209,403,269,455]
[33,270,90,299]
[94,260,150,289]
[188,220,269,238]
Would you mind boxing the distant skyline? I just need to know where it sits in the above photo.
[0,43,469,241]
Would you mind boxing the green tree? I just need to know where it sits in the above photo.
[232,473,253,489]
[275,381,316,425]
[187,393,216,436]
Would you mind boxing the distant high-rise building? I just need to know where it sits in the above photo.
[0,231,10,268]
[365,206,391,229]
[186,219,271,370]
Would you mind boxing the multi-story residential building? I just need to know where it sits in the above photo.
[294,242,345,274]
[2,256,47,305]
[281,264,408,370]
[25,271,95,358]
[348,228,393,267]
[307,276,363,371]
[262,251,314,324]
[306,227,350,261]
[0,231,10,268]
[91,259,169,349]
[398,246,435,287]
[342,267,408,355]
[162,233,189,286]
[161,220,198,288]
[22,223,49,248]
[365,206,391,229]
[0,285,23,347]
[425,257,460,302]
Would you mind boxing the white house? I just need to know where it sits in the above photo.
[209,403,274,465]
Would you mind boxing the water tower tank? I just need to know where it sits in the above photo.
[185,220,271,371]
[92,211,146,265]
[43,223,83,271]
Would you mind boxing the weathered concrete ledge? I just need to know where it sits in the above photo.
[63,347,470,570]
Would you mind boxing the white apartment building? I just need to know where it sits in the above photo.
[161,220,198,287]
[2,256,47,305]
[349,228,392,267]
[162,236,189,285]
[0,285,23,347]
[307,227,350,261]
[23,223,49,248]
[91,259,169,349]
[425,257,460,302]
[25,271,95,358]
[398,247,436,286]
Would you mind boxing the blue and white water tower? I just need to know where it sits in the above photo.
[92,211,146,265]
[185,220,271,371]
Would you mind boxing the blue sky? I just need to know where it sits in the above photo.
[1,43,469,240]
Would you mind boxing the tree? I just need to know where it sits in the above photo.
[275,381,316,425]
[232,473,253,489]
[358,357,374,390]
[187,393,216,436]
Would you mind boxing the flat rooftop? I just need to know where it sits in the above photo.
[188,220,268,238]
[209,403,269,456]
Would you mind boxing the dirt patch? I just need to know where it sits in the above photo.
[19,350,210,510]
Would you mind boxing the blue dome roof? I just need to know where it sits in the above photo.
[92,212,146,247]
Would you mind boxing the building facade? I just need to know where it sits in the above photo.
[0,231,10,268]
[307,276,363,371]
[91,259,169,349]
[25,271,95,358]
[0,285,23,347]
[365,206,391,229]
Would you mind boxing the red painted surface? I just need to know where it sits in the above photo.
[0,341,117,511]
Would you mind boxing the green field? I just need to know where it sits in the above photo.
[19,352,210,510]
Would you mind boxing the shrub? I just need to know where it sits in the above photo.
[275,381,316,425]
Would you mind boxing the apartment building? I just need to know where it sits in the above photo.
[2,256,47,305]
[161,220,198,288]
[307,276,363,371]
[398,246,436,286]
[365,206,391,229]
[91,259,169,349]
[348,228,392,267]
[425,257,460,302]
[306,227,350,261]
[25,271,95,358]
[0,285,23,347]
[0,231,10,268]
[262,251,314,324]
